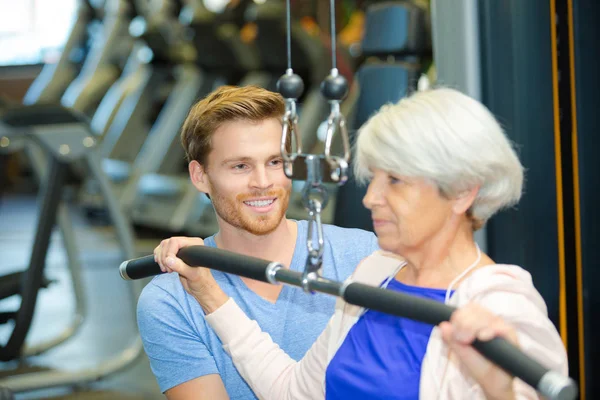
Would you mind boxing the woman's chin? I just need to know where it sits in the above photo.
[375,238,399,254]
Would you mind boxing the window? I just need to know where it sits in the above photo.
[0,0,78,66]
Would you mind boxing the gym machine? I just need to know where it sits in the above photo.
[61,0,136,116]
[0,104,143,393]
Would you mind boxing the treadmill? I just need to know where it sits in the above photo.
[22,0,96,105]
[61,0,136,116]
[78,0,198,211]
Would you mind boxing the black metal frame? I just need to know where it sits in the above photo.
[0,156,68,361]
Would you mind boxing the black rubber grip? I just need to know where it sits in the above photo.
[343,281,453,324]
[472,336,547,391]
[120,255,162,280]
[342,282,566,397]
[178,246,272,282]
[120,246,272,283]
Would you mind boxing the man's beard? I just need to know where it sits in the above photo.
[209,184,291,236]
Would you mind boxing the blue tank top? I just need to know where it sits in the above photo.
[325,279,450,399]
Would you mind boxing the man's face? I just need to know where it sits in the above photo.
[195,118,292,235]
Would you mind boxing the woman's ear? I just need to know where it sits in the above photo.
[189,160,210,195]
[452,186,479,215]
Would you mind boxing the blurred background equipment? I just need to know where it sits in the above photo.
[0,0,597,398]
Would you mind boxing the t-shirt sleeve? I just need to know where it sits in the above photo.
[367,231,380,254]
[136,281,219,393]
[343,230,380,280]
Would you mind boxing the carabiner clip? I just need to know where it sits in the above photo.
[302,197,324,293]
[323,103,351,185]
[281,100,302,178]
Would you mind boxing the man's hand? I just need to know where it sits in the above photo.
[154,236,205,273]
[154,236,229,314]
[439,303,518,400]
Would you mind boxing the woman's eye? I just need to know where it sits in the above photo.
[388,175,401,184]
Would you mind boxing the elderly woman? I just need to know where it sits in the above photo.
[157,88,568,399]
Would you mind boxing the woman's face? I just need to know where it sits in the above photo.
[362,168,456,254]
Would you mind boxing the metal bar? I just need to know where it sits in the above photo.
[120,245,577,400]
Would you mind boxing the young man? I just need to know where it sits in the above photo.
[136,85,379,400]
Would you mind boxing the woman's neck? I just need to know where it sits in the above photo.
[395,223,492,289]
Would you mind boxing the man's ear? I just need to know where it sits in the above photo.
[452,185,479,215]
[189,160,210,195]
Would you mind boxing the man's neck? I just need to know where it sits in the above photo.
[213,219,298,303]
[214,219,298,267]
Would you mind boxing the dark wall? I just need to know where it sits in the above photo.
[479,1,560,324]
[573,0,600,396]
[481,0,599,396]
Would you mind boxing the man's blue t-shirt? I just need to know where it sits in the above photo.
[137,220,379,399]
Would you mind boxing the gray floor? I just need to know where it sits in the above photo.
[0,194,164,399]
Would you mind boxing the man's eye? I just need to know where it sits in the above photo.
[233,164,247,170]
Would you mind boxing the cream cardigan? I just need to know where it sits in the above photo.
[205,251,568,399]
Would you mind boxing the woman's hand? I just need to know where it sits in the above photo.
[154,236,229,314]
[439,303,518,400]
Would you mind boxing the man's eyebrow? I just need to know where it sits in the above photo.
[221,156,253,166]
[220,154,282,166]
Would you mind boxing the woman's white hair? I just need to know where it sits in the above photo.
[354,87,524,227]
